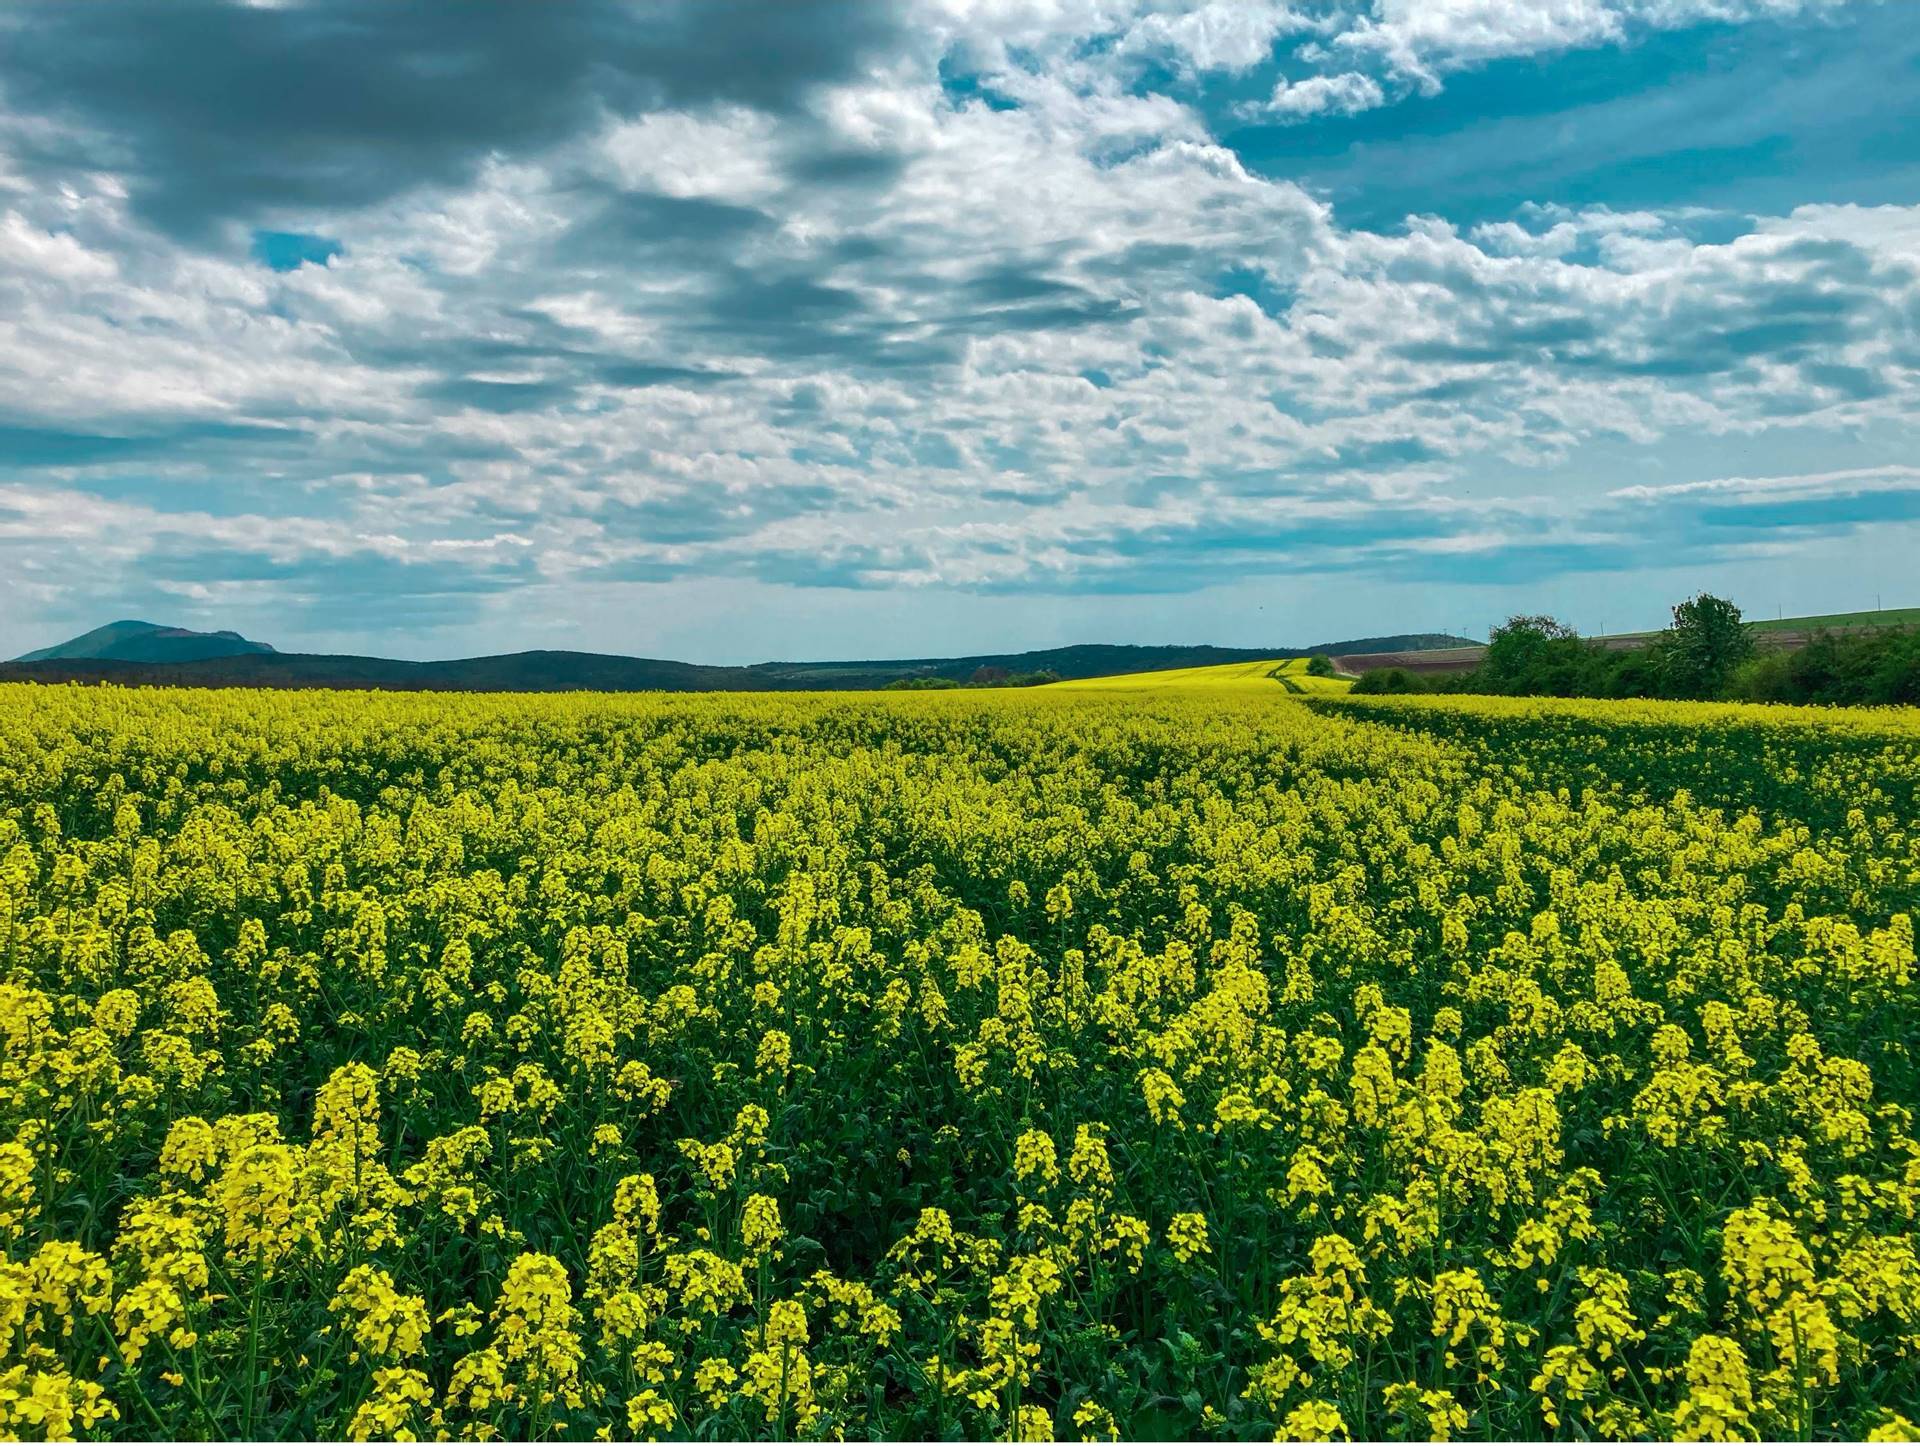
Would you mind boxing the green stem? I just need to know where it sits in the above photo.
[242,1252,265,1436]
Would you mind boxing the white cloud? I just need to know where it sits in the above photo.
[1335,0,1865,84]
[601,109,782,202]
[0,210,118,283]
[0,0,1912,650]
[1243,71,1387,120]
[1115,2,1315,73]
[1610,463,1920,501]
[1339,0,1626,79]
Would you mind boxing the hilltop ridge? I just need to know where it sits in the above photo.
[5,626,1476,693]
[16,620,276,665]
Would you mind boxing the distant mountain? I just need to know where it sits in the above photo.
[16,620,275,665]
[3,627,1480,693]
[2,649,748,692]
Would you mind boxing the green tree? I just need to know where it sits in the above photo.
[1663,593,1752,698]
[1477,615,1601,695]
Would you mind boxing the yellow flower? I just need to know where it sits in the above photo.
[1072,1398,1118,1441]
[755,1028,792,1077]
[625,1387,677,1440]
[694,1355,739,1409]
[329,1264,432,1361]
[1669,1334,1755,1442]
[1383,1382,1468,1442]
[1166,1211,1210,1264]
[157,1116,222,1184]
[741,1193,783,1261]
[1013,1403,1054,1440]
[347,1367,432,1442]
[663,1249,748,1319]
[1280,1399,1348,1442]
[218,1142,311,1266]
[0,1142,37,1240]
[1013,1127,1059,1191]
[1721,1201,1815,1312]
[0,1364,119,1441]
[447,1252,587,1418]
[1138,1068,1186,1128]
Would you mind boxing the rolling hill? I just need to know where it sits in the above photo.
[1746,606,1920,633]
[4,628,1476,693]
[16,619,275,665]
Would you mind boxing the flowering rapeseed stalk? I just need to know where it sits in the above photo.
[0,682,1916,1438]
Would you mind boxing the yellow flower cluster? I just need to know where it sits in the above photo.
[0,680,1917,1439]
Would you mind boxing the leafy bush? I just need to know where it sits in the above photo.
[1739,627,1920,707]
[1350,666,1428,694]
[1727,649,1797,704]
[965,666,1062,688]
[1449,598,1917,708]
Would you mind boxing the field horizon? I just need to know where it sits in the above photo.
[3,620,1475,694]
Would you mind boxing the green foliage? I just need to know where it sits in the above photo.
[1663,594,1754,698]
[1350,667,1430,695]
[1448,598,1916,708]
[1599,644,1671,701]
[1727,649,1798,704]
[1304,654,1335,677]
[1476,616,1609,697]
[964,667,1061,688]
[1737,627,1920,707]
[2,685,1919,1440]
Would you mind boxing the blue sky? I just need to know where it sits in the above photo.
[2,0,1917,661]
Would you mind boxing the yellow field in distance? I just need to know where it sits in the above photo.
[1048,655,1354,693]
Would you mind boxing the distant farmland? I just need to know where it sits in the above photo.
[1334,605,1918,677]
[1049,656,1355,692]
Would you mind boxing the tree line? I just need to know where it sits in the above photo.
[1353,594,1920,706]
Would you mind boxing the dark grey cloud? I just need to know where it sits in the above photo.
[416,378,580,415]
[566,234,1149,373]
[595,481,846,546]
[0,420,297,467]
[1700,489,1920,530]
[338,322,746,401]
[1799,362,1890,400]
[594,363,745,390]
[556,192,778,268]
[0,0,904,239]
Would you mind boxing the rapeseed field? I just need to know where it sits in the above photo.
[1,683,1915,1441]
[1047,657,1353,693]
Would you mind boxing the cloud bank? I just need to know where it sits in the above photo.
[0,0,1914,656]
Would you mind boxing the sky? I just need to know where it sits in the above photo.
[2,0,1918,663]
